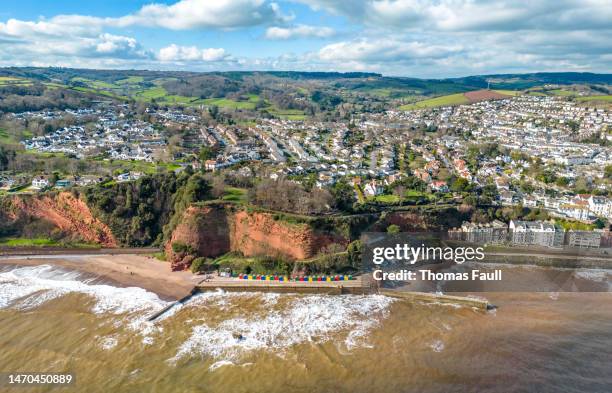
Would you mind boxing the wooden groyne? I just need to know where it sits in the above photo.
[146,287,199,321]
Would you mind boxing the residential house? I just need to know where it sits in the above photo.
[363,180,384,197]
[509,220,564,248]
[566,230,601,249]
[31,176,50,189]
[588,195,611,218]
[458,220,508,244]
[430,180,449,193]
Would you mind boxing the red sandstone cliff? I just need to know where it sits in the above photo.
[7,192,117,247]
[164,205,231,270]
[165,204,346,270]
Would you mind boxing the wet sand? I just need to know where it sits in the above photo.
[0,254,200,300]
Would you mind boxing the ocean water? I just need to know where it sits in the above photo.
[0,263,611,393]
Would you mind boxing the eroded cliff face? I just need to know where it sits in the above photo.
[164,205,232,270]
[5,192,117,247]
[232,210,322,260]
[165,204,347,270]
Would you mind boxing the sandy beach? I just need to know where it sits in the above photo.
[0,254,201,300]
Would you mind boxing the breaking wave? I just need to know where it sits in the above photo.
[0,264,169,343]
[0,264,168,313]
[0,265,396,361]
[171,292,395,362]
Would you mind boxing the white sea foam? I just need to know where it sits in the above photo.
[184,290,280,310]
[1,265,397,360]
[0,265,169,343]
[429,340,445,352]
[98,335,118,350]
[0,265,168,313]
[208,360,234,371]
[171,294,394,362]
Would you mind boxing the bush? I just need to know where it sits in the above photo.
[387,224,400,234]
[171,241,195,255]
[190,257,216,273]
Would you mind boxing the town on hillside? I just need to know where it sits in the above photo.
[0,72,611,250]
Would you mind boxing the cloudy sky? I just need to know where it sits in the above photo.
[0,0,610,77]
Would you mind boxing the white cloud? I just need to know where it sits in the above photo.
[95,34,139,55]
[0,0,610,76]
[118,0,288,30]
[265,24,335,40]
[319,38,463,62]
[295,0,612,32]
[158,44,228,62]
[0,18,148,63]
[0,17,101,38]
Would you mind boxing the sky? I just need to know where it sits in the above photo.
[0,0,610,78]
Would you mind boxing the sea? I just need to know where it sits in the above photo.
[0,263,611,393]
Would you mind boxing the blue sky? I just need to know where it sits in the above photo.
[0,0,610,77]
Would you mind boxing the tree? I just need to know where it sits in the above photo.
[574,177,589,194]
[208,105,219,120]
[184,173,211,202]
[199,145,218,161]
[248,179,334,214]
[451,177,471,193]
[480,184,499,204]
[331,178,356,212]
[0,145,16,171]
[347,240,363,269]
[555,177,569,187]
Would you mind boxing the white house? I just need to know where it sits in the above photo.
[31,176,50,189]
[588,196,611,218]
[363,180,384,197]
[509,220,564,248]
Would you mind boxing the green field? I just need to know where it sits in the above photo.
[527,91,547,96]
[0,238,58,247]
[162,95,198,105]
[373,194,400,203]
[493,89,521,96]
[0,76,31,85]
[576,95,612,102]
[91,158,181,174]
[0,128,15,143]
[0,237,101,248]
[222,187,247,203]
[267,108,306,120]
[399,93,470,110]
[198,98,257,110]
[74,87,126,99]
[71,77,118,89]
[135,86,170,100]
[135,87,255,108]
[116,76,144,84]
[43,82,67,89]
[548,89,575,96]
[405,190,429,197]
